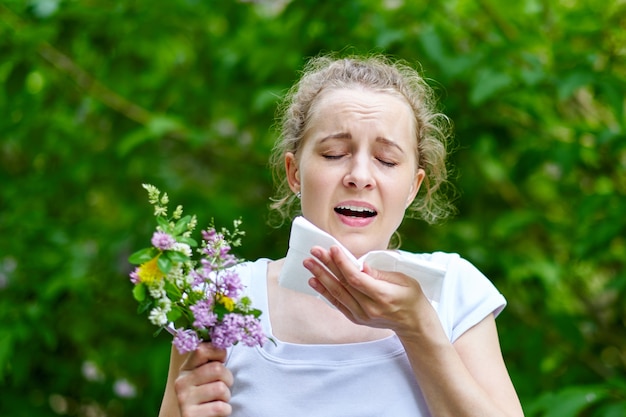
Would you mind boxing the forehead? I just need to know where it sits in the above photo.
[304,87,417,144]
[312,87,413,117]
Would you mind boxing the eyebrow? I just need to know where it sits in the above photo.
[320,133,405,153]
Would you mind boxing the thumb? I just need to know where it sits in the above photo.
[181,342,228,371]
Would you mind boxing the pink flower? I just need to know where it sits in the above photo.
[173,328,201,354]
[191,299,218,330]
[151,231,176,250]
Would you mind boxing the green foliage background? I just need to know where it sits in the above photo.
[1,0,625,415]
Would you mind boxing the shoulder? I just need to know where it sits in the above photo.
[400,250,506,342]
[232,258,274,284]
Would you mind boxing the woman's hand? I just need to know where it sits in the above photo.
[174,343,234,417]
[304,245,437,339]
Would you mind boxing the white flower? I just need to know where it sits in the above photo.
[149,306,169,326]
[148,279,167,300]
[172,242,192,257]
[142,184,160,204]
[81,360,104,382]
[185,273,194,286]
[158,297,172,311]
[154,205,167,217]
[113,378,137,398]
[167,265,184,284]
[188,215,197,230]
[173,205,183,219]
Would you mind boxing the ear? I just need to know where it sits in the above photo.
[285,152,301,193]
[406,168,426,208]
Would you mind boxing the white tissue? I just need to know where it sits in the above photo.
[278,216,446,305]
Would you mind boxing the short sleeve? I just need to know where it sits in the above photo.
[430,252,506,343]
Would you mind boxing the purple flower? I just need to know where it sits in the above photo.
[151,231,176,251]
[241,315,266,347]
[191,299,218,329]
[208,313,265,350]
[129,267,140,284]
[220,253,238,268]
[202,228,218,242]
[210,313,245,349]
[173,328,201,354]
[219,270,243,298]
[190,268,209,288]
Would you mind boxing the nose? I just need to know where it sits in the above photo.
[343,154,375,190]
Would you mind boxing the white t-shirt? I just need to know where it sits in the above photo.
[226,252,506,417]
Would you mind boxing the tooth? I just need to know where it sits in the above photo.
[337,205,374,213]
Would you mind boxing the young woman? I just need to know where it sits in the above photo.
[159,55,524,417]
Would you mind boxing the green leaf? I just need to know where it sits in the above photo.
[166,250,189,264]
[470,69,513,105]
[173,215,191,235]
[157,256,172,274]
[173,316,191,330]
[213,303,230,320]
[557,70,594,100]
[156,216,170,230]
[167,308,182,323]
[132,283,147,302]
[137,298,153,315]
[147,114,184,136]
[116,128,154,156]
[164,280,182,301]
[128,247,157,264]
[178,236,198,247]
[528,386,610,417]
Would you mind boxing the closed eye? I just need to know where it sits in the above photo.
[377,158,397,167]
[322,154,344,160]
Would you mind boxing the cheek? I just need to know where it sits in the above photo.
[388,179,414,209]
[301,163,336,189]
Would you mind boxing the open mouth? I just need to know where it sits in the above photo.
[334,205,377,218]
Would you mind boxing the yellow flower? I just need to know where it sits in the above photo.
[217,294,235,312]
[137,256,164,285]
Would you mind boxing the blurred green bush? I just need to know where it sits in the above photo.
[1,0,624,415]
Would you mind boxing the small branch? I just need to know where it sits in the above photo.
[37,43,153,125]
[1,3,153,126]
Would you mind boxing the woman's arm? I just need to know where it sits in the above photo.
[158,343,234,417]
[400,313,524,417]
[305,246,524,417]
[159,346,186,417]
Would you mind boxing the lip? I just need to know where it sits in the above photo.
[334,200,378,227]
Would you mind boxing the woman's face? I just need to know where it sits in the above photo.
[286,88,425,258]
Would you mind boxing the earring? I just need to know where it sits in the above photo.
[295,191,301,199]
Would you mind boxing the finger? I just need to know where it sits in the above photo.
[175,359,234,409]
[304,255,373,318]
[362,262,412,287]
[309,246,344,279]
[176,370,233,402]
[328,246,370,291]
[181,342,228,371]
[303,257,341,292]
[183,401,232,417]
[190,359,234,387]
[310,245,364,289]
[176,379,233,417]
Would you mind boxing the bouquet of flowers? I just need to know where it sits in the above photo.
[128,184,267,354]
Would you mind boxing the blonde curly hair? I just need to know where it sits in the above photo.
[269,53,455,226]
